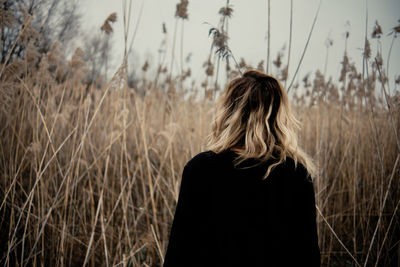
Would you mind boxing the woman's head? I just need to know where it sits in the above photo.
[208,69,316,178]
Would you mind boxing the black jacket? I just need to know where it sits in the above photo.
[163,150,320,267]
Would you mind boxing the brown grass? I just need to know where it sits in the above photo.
[1,3,400,267]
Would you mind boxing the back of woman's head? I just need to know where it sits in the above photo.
[208,69,316,178]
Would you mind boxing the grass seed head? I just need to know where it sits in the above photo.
[363,39,371,59]
[101,13,117,34]
[175,0,189,19]
[371,20,382,38]
[257,60,264,72]
[219,5,233,18]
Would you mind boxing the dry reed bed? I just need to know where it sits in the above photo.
[1,60,399,266]
[299,103,399,265]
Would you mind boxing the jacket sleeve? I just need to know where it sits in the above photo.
[290,167,321,266]
[163,162,209,267]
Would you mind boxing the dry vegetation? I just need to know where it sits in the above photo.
[1,0,400,266]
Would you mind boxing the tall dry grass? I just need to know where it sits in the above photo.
[1,2,400,267]
[0,52,212,266]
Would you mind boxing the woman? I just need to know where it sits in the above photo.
[163,70,320,267]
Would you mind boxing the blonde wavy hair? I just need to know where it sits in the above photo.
[207,69,316,179]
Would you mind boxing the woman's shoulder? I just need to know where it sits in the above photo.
[271,157,313,184]
[184,150,236,171]
[184,152,313,183]
[282,157,309,174]
[184,150,218,169]
[188,150,218,161]
[180,151,220,187]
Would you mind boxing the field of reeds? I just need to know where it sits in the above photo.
[1,0,400,266]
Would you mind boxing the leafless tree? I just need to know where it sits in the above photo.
[83,32,114,86]
[0,0,81,65]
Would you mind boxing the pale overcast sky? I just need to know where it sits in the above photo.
[81,0,400,91]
